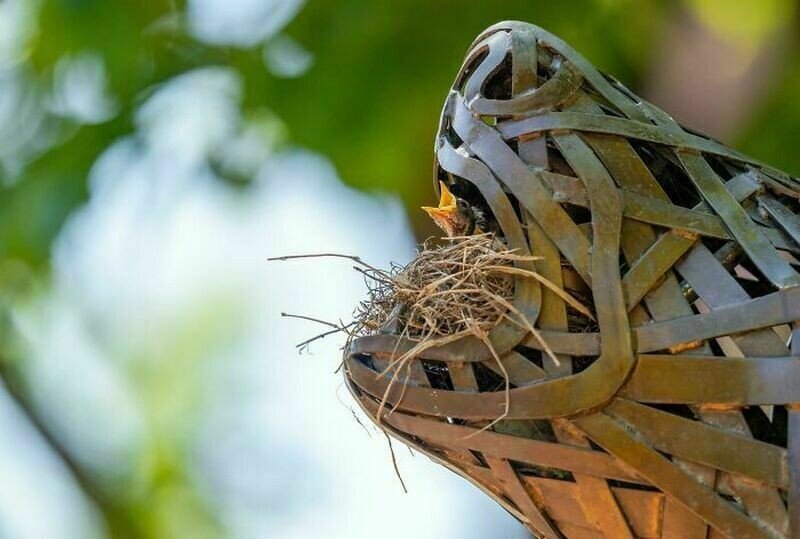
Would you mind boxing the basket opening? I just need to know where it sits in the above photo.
[515,345,544,369]
[629,141,704,209]
[455,49,489,93]
[571,356,597,374]
[512,460,575,482]
[351,352,374,369]
[606,479,660,493]
[420,359,454,391]
[704,153,740,181]
[442,122,464,149]
[482,51,513,100]
[741,405,788,448]
[733,258,780,298]
[641,403,697,420]
[472,361,512,393]
[705,336,728,358]
[469,449,489,468]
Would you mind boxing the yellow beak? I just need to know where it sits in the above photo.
[422,181,463,236]
[421,181,458,219]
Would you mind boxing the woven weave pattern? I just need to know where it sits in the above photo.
[345,21,800,538]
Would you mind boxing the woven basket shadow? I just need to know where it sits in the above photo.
[344,20,800,539]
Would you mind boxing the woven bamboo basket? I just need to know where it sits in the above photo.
[344,20,800,539]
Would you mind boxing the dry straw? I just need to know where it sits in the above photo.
[272,233,591,430]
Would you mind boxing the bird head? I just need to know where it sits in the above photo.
[422,181,475,237]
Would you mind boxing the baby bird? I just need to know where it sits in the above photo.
[422,181,479,237]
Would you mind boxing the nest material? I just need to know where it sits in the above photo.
[349,234,540,424]
[350,233,592,374]
[354,234,524,341]
[347,233,597,429]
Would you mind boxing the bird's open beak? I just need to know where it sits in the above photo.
[422,181,461,236]
[420,206,454,221]
[421,181,458,220]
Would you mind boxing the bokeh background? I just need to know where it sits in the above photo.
[0,1,797,537]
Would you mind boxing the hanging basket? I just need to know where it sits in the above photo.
[344,20,800,539]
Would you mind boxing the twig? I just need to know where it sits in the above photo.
[281,312,340,329]
[296,327,345,351]
[268,253,389,276]
[352,265,394,285]
[351,409,372,437]
[281,312,356,352]
[384,432,408,494]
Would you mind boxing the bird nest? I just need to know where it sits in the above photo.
[343,20,800,539]
[352,234,520,342]
[347,233,592,426]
